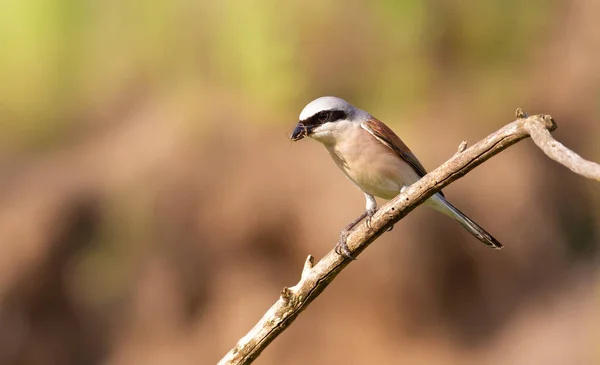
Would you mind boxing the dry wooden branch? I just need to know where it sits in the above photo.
[514,109,600,181]
[218,110,598,365]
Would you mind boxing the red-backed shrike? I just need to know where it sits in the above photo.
[291,96,502,259]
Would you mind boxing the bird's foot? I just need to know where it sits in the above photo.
[365,208,378,230]
[334,229,356,260]
[386,224,394,232]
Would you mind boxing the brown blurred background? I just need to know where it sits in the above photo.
[1,1,599,364]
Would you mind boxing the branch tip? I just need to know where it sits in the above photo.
[543,114,557,131]
[516,108,528,119]
[456,140,468,154]
[304,255,314,270]
[297,255,315,284]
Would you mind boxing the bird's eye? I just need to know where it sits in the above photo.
[317,111,329,123]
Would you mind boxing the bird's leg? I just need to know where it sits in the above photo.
[364,193,378,229]
[334,193,378,260]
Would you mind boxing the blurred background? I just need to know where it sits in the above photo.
[0,0,599,364]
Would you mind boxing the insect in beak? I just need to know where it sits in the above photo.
[290,123,311,141]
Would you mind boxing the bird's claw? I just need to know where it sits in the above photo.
[334,230,356,260]
[334,208,379,260]
[365,208,377,230]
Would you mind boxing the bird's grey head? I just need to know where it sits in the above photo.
[291,96,368,143]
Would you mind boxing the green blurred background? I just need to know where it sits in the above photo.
[0,1,599,364]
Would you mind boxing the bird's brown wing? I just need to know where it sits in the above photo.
[361,117,444,196]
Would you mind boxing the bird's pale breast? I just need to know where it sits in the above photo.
[325,127,422,200]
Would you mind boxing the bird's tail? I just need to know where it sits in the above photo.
[426,194,503,249]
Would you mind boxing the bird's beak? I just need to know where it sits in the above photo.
[290,123,310,141]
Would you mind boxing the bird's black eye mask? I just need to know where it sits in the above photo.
[291,109,347,141]
[302,109,347,127]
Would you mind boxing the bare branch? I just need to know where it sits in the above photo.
[218,110,598,365]
[515,108,600,181]
[530,126,600,181]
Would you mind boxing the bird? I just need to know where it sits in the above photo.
[290,96,502,259]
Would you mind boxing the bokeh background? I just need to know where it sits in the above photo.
[1,1,599,364]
